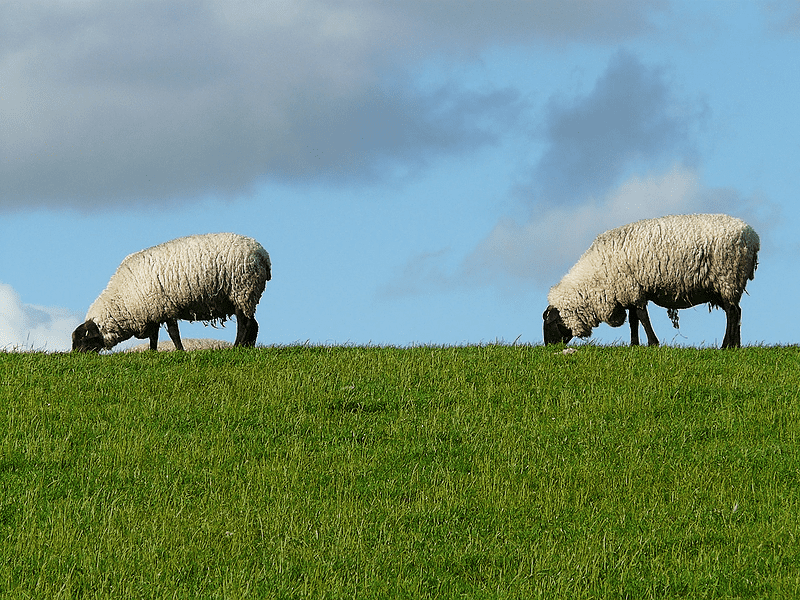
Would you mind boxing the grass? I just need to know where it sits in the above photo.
[1,344,800,598]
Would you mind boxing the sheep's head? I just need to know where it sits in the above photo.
[543,306,573,345]
[72,320,104,352]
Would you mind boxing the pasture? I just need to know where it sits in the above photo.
[1,345,799,598]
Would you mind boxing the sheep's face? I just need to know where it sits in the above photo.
[72,320,104,352]
[543,306,573,345]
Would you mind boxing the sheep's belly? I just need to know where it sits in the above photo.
[173,297,236,323]
[648,290,722,310]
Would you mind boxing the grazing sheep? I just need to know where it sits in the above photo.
[72,233,271,352]
[543,214,759,348]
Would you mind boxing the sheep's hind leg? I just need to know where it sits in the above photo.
[721,304,742,349]
[244,318,259,346]
[234,309,258,347]
[636,306,659,346]
[166,319,184,351]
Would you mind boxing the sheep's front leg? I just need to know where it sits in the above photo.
[636,306,660,346]
[628,306,659,347]
[628,308,641,346]
[139,323,160,351]
[166,319,184,351]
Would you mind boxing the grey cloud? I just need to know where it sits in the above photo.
[529,50,704,206]
[763,2,800,33]
[279,82,524,183]
[381,0,668,51]
[1,0,667,211]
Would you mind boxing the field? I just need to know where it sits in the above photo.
[1,345,800,598]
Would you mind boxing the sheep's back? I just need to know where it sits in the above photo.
[605,214,759,306]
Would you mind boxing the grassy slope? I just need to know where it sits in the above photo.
[1,345,800,598]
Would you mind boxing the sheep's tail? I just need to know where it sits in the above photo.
[255,246,272,282]
[236,245,271,319]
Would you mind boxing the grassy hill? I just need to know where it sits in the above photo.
[2,345,799,598]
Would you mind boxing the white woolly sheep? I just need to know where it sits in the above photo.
[72,233,271,352]
[542,214,759,349]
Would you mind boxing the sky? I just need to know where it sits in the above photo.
[2,0,799,351]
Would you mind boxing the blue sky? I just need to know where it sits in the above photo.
[1,0,798,351]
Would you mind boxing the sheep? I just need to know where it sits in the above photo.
[542,214,759,349]
[72,233,271,352]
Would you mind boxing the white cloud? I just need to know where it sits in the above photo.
[466,164,706,286]
[0,282,81,352]
[380,41,775,300]
[383,164,771,296]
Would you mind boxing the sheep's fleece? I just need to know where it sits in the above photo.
[85,233,271,349]
[547,214,760,338]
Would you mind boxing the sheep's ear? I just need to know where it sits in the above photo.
[543,305,560,323]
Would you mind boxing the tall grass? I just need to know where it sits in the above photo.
[1,345,799,598]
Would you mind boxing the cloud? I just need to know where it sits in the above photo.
[0,283,82,352]
[467,165,709,286]
[476,163,775,285]
[763,1,800,33]
[384,164,772,296]
[1,0,667,211]
[527,49,705,206]
[381,49,726,296]
[370,0,668,50]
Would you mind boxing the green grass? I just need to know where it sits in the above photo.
[1,345,800,598]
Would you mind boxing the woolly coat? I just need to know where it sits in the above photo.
[86,233,271,349]
[547,214,760,338]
